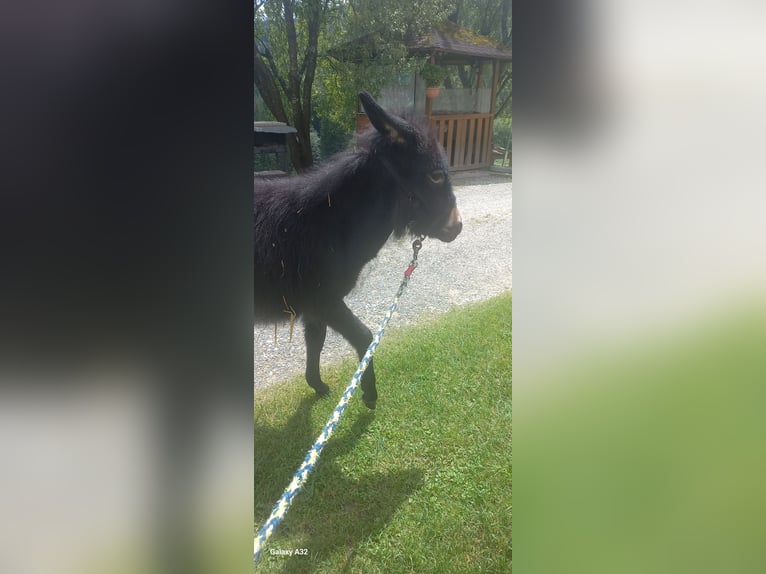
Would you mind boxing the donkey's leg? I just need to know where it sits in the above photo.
[323,302,377,409]
[304,319,330,396]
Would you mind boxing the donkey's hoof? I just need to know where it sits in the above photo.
[313,383,331,397]
[362,398,377,410]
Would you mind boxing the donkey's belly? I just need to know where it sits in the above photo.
[253,249,362,324]
[253,282,303,323]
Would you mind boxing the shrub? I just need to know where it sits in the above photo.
[420,62,447,88]
[494,116,512,149]
[319,117,351,160]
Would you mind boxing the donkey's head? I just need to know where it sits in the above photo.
[359,91,463,243]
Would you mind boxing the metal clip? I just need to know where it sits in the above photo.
[412,235,425,259]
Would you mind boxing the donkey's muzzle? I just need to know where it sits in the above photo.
[432,206,463,242]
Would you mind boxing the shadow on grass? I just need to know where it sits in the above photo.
[255,397,424,573]
[255,395,321,515]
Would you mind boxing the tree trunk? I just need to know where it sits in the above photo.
[254,48,288,124]
[501,0,511,45]
[288,115,314,172]
[253,0,323,173]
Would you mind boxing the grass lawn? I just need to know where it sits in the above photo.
[255,292,512,573]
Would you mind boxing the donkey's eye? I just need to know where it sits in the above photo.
[428,170,445,184]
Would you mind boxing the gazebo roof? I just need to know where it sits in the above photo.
[407,22,512,61]
[328,23,511,64]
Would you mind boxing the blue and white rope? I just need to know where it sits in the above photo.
[254,242,422,563]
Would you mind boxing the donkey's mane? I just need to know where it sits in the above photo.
[254,116,433,246]
[283,113,429,206]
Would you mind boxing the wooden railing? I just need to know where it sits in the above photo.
[430,113,493,171]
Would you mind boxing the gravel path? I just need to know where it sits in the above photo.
[254,170,512,390]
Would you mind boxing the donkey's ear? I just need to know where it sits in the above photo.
[359,91,411,145]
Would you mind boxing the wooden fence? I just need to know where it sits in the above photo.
[356,112,494,171]
[430,113,493,171]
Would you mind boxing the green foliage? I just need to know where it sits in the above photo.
[312,0,451,126]
[253,152,279,173]
[254,89,276,121]
[313,57,420,135]
[309,129,321,165]
[420,62,447,87]
[451,0,511,44]
[255,0,512,158]
[448,0,512,115]
[255,0,344,168]
[255,293,512,572]
[343,0,453,41]
[318,116,351,159]
[493,116,512,148]
[496,62,512,118]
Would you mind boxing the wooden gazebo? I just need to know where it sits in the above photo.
[408,23,512,171]
[336,23,512,171]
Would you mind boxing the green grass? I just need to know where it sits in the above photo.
[255,293,512,573]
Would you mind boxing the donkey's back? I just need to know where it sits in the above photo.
[253,176,314,322]
[253,157,362,323]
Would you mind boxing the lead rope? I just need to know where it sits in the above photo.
[254,236,425,564]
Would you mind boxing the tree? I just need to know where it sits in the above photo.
[312,0,452,130]
[255,0,511,170]
[255,0,333,171]
[322,0,511,122]
[447,0,512,117]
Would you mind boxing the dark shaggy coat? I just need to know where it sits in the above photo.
[254,92,462,408]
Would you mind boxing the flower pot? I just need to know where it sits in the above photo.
[425,87,441,99]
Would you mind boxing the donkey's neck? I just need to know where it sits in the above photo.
[332,155,399,268]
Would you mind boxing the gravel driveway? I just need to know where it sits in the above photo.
[254,170,512,390]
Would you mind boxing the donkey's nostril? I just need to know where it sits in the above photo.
[436,217,462,243]
[429,206,463,242]
[448,208,463,233]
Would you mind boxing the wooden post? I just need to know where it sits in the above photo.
[425,52,436,119]
[488,60,500,167]
[476,63,483,91]
[489,61,500,117]
[473,60,484,113]
[475,62,483,113]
